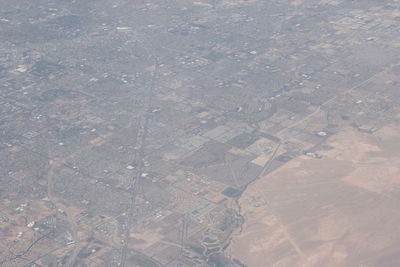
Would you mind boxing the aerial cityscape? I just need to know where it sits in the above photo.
[1,0,400,266]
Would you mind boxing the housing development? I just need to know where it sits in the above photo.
[1,0,400,266]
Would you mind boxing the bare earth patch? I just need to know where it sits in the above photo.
[230,125,400,267]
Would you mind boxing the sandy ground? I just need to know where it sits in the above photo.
[230,125,400,267]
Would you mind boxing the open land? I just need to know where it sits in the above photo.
[231,124,400,267]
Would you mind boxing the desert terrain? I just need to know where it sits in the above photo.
[230,125,400,267]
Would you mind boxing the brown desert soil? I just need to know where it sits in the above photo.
[230,125,400,267]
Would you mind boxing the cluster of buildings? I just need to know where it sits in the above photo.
[0,0,399,266]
